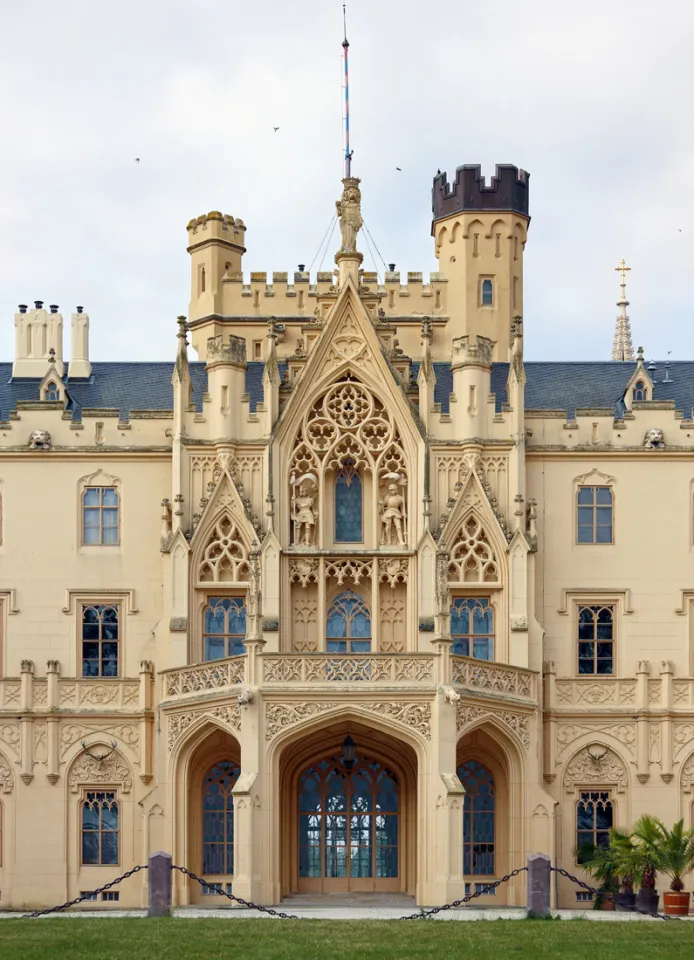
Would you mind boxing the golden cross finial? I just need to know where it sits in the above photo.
[615,258,631,285]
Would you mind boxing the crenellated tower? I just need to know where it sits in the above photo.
[187,211,247,339]
[432,164,530,362]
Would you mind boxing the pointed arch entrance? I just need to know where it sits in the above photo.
[279,719,417,896]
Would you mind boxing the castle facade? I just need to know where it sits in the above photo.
[0,166,692,910]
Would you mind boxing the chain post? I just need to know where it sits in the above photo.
[148,851,173,917]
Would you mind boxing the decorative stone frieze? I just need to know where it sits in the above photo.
[262,655,435,685]
[288,557,319,587]
[167,704,241,752]
[0,750,14,793]
[67,749,133,794]
[59,722,139,760]
[378,557,408,587]
[164,658,246,698]
[562,744,628,794]
[556,721,636,759]
[264,700,431,742]
[455,702,531,748]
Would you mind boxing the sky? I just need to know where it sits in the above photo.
[0,0,692,364]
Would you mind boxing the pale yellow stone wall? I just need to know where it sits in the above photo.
[0,184,692,913]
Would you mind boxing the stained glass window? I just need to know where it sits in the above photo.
[83,486,119,545]
[576,791,613,862]
[326,591,371,653]
[632,381,646,402]
[450,598,494,660]
[82,791,119,865]
[81,604,119,677]
[203,761,240,875]
[481,279,494,306]
[45,382,59,401]
[298,755,399,881]
[204,597,246,660]
[577,605,614,675]
[577,486,613,543]
[458,760,495,876]
[335,458,363,542]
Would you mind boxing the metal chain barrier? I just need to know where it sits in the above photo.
[22,865,148,919]
[551,866,682,922]
[398,867,528,920]
[173,865,302,919]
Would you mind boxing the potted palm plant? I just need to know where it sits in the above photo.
[608,828,637,912]
[649,819,694,916]
[628,815,661,915]
[575,841,619,910]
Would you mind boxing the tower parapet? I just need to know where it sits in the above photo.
[432,165,529,223]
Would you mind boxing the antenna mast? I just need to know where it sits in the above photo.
[342,5,352,178]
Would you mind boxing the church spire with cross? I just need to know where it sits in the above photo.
[611,258,635,361]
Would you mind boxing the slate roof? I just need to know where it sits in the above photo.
[2,359,693,422]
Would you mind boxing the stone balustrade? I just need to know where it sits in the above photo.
[0,675,145,710]
[451,656,536,700]
[261,654,436,685]
[162,657,247,698]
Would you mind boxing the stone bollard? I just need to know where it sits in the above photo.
[148,851,173,917]
[526,853,551,918]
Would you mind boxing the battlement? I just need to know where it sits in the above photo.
[187,211,247,251]
[432,164,530,223]
[206,333,247,366]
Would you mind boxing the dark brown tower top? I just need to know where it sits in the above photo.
[432,164,530,225]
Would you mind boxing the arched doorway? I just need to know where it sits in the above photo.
[278,721,417,897]
[298,752,399,892]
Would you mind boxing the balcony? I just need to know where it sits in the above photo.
[451,656,536,703]
[262,654,436,685]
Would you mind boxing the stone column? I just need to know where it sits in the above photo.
[20,660,34,785]
[46,660,60,784]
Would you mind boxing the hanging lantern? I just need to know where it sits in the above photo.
[341,735,356,772]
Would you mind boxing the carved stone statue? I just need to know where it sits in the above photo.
[644,427,665,449]
[379,482,406,546]
[293,482,317,546]
[336,178,363,254]
[29,429,51,450]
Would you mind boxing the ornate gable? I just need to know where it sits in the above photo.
[439,467,507,586]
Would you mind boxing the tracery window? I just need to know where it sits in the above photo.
[632,380,646,402]
[450,598,494,660]
[81,791,119,865]
[326,590,371,653]
[577,604,614,675]
[576,791,613,862]
[481,278,494,306]
[203,597,247,660]
[458,760,495,876]
[83,486,120,545]
[203,761,240,875]
[45,382,59,401]
[335,458,363,542]
[577,486,613,544]
[81,604,120,677]
[448,515,499,583]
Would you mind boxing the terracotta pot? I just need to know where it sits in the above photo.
[662,891,690,916]
[599,897,616,911]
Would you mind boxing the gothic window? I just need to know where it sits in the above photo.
[577,486,613,544]
[450,598,494,660]
[202,761,240,875]
[335,458,363,542]
[326,590,371,653]
[458,760,495,876]
[576,791,613,862]
[481,278,494,306]
[81,604,120,677]
[204,597,247,660]
[577,604,614,675]
[45,382,59,401]
[199,516,249,582]
[448,515,499,583]
[81,791,119,865]
[83,486,120,545]
[632,380,646,401]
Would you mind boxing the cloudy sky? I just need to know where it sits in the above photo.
[1,0,692,364]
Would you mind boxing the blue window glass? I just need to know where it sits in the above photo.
[481,279,493,306]
[576,791,613,862]
[577,604,614,675]
[450,598,494,660]
[632,381,646,402]
[83,486,119,545]
[81,604,120,677]
[204,597,246,660]
[577,486,613,544]
[458,760,495,876]
[326,591,371,653]
[203,761,240,876]
[81,791,119,865]
[335,458,363,542]
[46,382,59,401]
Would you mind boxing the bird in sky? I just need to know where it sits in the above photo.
[396,167,402,171]
[134,158,140,164]
[273,127,280,132]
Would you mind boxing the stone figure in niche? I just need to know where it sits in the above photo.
[291,474,318,546]
[379,477,407,546]
[336,178,363,254]
[29,429,51,450]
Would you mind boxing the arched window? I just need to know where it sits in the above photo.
[335,458,363,542]
[481,279,493,306]
[632,380,646,401]
[458,760,495,875]
[45,382,59,402]
[202,761,240,875]
[81,791,119,865]
[203,598,246,660]
[450,598,494,660]
[326,590,371,653]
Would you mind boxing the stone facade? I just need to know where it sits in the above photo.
[0,170,693,910]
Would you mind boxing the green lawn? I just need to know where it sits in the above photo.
[0,918,693,960]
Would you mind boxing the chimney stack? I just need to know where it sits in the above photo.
[69,307,91,379]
